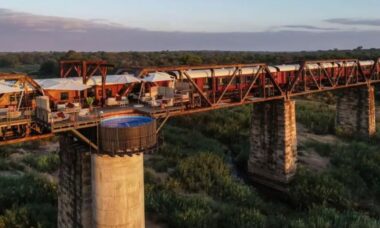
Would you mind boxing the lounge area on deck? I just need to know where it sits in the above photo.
[138,73,192,111]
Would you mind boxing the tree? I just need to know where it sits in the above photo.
[62,50,83,60]
[0,55,20,68]
[181,54,203,65]
[39,59,58,76]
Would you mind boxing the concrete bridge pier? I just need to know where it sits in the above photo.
[92,154,145,228]
[336,85,376,138]
[248,99,297,189]
[58,135,93,228]
[58,116,155,228]
[58,136,146,228]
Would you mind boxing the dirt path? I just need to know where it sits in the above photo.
[297,123,337,172]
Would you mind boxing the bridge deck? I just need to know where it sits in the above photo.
[1,58,380,146]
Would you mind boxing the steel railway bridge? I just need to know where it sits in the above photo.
[1,58,379,228]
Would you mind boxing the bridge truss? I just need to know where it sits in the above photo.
[1,58,380,146]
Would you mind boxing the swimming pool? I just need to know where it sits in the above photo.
[101,115,154,128]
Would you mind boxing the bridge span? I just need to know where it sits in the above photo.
[0,58,379,227]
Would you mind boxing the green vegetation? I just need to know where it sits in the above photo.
[296,99,336,134]
[2,51,380,227]
[23,153,59,173]
[0,174,57,228]
[2,48,380,77]
[146,115,380,227]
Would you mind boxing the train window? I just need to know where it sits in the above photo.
[218,78,223,86]
[60,92,69,101]
[106,89,112,98]
[207,78,212,88]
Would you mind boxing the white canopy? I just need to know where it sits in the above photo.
[143,72,174,82]
[36,78,91,91]
[0,83,23,94]
[36,74,141,91]
[85,74,141,86]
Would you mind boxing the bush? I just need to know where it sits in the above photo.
[145,184,215,228]
[174,152,230,194]
[0,158,24,172]
[162,125,228,156]
[218,207,266,228]
[0,174,57,213]
[23,153,59,173]
[0,203,57,228]
[289,168,351,209]
[296,100,335,134]
[290,206,380,228]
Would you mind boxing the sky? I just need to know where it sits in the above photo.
[1,0,380,51]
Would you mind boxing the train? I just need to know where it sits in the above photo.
[0,60,377,111]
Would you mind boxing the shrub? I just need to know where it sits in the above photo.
[289,168,351,209]
[218,206,266,228]
[145,184,215,228]
[296,100,335,134]
[0,203,57,228]
[0,174,57,213]
[23,153,59,173]
[0,158,24,172]
[174,152,230,194]
[290,206,380,228]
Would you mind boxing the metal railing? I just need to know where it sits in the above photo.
[49,106,102,131]
[0,107,34,126]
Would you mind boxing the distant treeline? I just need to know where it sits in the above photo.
[1,47,380,76]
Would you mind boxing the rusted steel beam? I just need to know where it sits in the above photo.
[59,60,114,79]
[0,74,44,96]
[263,65,283,96]
[288,62,306,96]
[182,71,213,107]
[211,69,216,103]
[70,129,98,151]
[369,58,380,81]
[215,68,239,104]
[0,134,54,146]
[305,67,321,90]
[23,76,45,96]
[241,66,263,102]
[156,115,170,133]
[320,66,335,87]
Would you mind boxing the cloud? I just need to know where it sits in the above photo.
[326,18,380,27]
[0,8,380,51]
[282,25,338,31]
[0,8,131,32]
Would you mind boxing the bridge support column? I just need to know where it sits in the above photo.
[92,154,145,228]
[58,135,92,228]
[336,86,376,138]
[248,99,297,189]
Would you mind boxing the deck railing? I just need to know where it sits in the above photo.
[0,107,33,126]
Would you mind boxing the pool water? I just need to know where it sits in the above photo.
[101,116,153,128]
